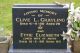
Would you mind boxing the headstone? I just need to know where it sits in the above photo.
[9,4,71,53]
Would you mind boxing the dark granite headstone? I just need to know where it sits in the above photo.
[12,4,68,49]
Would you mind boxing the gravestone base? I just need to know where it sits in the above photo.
[9,45,71,53]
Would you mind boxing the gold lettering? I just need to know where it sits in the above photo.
[16,18,30,23]
[24,10,38,15]
[40,18,65,22]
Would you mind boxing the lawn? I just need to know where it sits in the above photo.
[0,0,80,35]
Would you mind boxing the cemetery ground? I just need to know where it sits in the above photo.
[0,0,80,53]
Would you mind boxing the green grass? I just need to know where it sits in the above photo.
[0,0,80,35]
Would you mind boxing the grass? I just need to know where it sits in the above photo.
[0,0,80,35]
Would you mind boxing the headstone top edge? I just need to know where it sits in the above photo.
[12,4,69,8]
